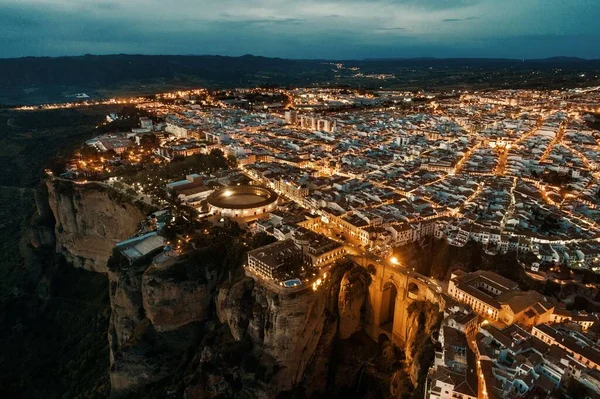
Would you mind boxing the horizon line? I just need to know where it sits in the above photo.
[1,53,599,62]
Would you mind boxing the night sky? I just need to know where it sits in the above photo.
[1,0,599,59]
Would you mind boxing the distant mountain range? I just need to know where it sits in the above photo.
[1,54,599,105]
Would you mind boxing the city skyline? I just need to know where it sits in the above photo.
[1,0,599,59]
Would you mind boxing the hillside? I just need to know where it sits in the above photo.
[2,54,600,105]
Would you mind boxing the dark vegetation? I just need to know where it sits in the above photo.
[158,221,270,285]
[585,114,600,131]
[0,255,111,398]
[46,106,153,177]
[0,187,110,398]
[0,106,119,187]
[0,187,36,294]
[119,150,229,184]
[2,55,600,104]
[0,108,116,398]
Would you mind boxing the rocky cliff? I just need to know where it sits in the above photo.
[142,260,219,332]
[403,301,442,387]
[45,179,146,273]
[214,264,372,397]
[337,267,371,339]
[40,178,442,398]
[108,250,220,396]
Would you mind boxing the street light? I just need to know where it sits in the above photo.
[390,257,399,265]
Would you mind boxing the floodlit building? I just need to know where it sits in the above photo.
[532,323,600,371]
[116,232,166,265]
[166,174,212,208]
[207,185,278,219]
[299,115,336,132]
[428,326,478,399]
[247,229,345,281]
[165,122,188,139]
[140,117,154,130]
[448,270,555,326]
[285,110,298,125]
[247,239,303,280]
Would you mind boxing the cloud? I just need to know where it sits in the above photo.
[376,27,408,31]
[219,17,306,26]
[442,16,478,22]
[328,0,480,10]
[0,0,598,59]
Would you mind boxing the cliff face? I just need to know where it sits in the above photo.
[251,282,330,393]
[337,268,370,339]
[218,276,330,393]
[216,264,372,396]
[42,177,438,398]
[108,262,146,366]
[403,301,442,386]
[45,179,145,273]
[108,252,220,396]
[142,260,219,332]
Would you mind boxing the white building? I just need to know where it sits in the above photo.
[165,123,188,139]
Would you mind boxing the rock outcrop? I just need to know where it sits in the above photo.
[110,318,203,395]
[142,259,219,332]
[338,267,371,339]
[219,264,372,396]
[249,282,330,393]
[41,176,435,398]
[403,301,442,386]
[108,262,147,366]
[108,250,220,396]
[45,179,145,273]
[215,277,255,340]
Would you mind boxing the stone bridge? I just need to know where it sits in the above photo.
[353,258,445,346]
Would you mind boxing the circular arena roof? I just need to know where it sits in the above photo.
[207,185,278,210]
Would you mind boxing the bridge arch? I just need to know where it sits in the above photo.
[367,264,377,276]
[365,262,445,346]
[379,282,398,332]
[407,281,420,299]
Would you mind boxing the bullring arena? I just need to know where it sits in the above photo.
[207,185,278,219]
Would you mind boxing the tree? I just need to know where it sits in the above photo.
[543,280,561,298]
[47,156,68,175]
[80,145,100,161]
[565,378,587,399]
[140,133,160,150]
[209,148,224,157]
[250,232,276,249]
[226,154,238,168]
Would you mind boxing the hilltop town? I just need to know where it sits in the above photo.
[36,83,600,398]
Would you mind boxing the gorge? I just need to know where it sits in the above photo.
[21,177,443,398]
